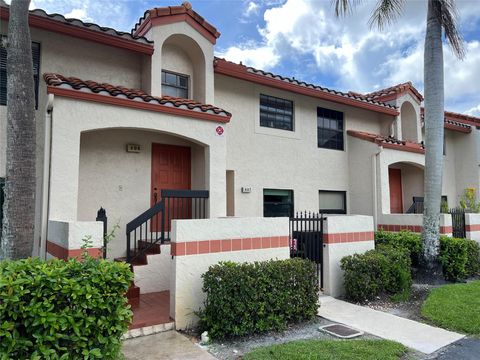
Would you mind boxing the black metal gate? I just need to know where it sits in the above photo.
[289,211,325,288]
[449,207,466,238]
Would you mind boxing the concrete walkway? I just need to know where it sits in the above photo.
[318,296,464,354]
[123,331,216,360]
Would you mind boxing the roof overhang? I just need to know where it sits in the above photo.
[214,59,399,116]
[46,86,230,123]
[0,6,154,55]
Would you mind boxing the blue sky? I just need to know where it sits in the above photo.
[19,0,480,115]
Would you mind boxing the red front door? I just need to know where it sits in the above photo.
[389,168,403,214]
[151,144,191,231]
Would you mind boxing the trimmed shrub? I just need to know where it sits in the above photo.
[198,258,319,339]
[439,236,480,281]
[375,229,422,265]
[341,246,412,302]
[0,257,133,359]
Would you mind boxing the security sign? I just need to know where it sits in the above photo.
[215,125,225,136]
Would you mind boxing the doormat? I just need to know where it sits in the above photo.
[319,324,364,339]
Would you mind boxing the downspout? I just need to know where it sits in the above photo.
[372,147,382,229]
[40,94,54,260]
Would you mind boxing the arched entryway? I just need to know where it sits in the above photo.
[388,162,424,213]
[76,128,207,259]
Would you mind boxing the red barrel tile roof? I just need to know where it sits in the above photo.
[44,73,231,117]
[132,1,220,39]
[359,82,424,102]
[347,130,425,154]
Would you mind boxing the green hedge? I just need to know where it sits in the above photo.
[340,246,412,302]
[198,259,319,339]
[375,230,480,281]
[375,230,422,265]
[0,257,133,359]
[439,236,480,281]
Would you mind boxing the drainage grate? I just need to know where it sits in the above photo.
[319,324,364,339]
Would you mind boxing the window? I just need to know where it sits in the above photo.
[161,70,188,98]
[319,190,346,214]
[264,189,294,218]
[260,94,294,131]
[317,107,344,150]
[0,37,40,107]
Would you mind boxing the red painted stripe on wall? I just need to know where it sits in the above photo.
[322,231,375,244]
[171,236,289,256]
[46,240,102,260]
[466,224,480,232]
[378,225,453,234]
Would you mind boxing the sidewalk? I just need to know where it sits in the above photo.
[318,295,464,354]
[123,331,216,360]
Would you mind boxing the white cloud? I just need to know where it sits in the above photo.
[466,104,480,117]
[64,7,91,21]
[217,43,280,70]
[244,1,259,17]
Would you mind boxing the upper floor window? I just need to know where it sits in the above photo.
[260,94,294,131]
[161,70,188,98]
[317,107,344,150]
[0,37,40,108]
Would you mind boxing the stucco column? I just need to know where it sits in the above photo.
[207,135,227,218]
[49,119,81,221]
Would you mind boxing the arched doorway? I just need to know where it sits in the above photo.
[388,162,424,213]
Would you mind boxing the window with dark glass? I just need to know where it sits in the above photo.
[263,189,294,218]
[317,107,344,150]
[0,37,40,108]
[161,70,188,98]
[319,190,346,214]
[260,94,294,131]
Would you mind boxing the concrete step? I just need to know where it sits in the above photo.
[122,322,175,340]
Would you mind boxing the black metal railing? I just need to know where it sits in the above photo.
[125,189,209,264]
[289,211,325,289]
[126,200,165,264]
[406,197,424,214]
[96,207,108,259]
[162,189,209,240]
[450,207,466,238]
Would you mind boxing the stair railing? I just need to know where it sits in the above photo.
[125,189,209,264]
[126,200,165,264]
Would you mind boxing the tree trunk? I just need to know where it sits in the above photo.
[421,0,444,272]
[0,0,36,260]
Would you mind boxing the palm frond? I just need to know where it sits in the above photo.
[432,0,465,59]
[333,0,363,17]
[368,0,405,30]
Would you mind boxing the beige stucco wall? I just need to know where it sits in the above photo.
[214,74,395,217]
[465,213,480,242]
[48,97,227,259]
[452,129,480,206]
[322,215,375,297]
[170,216,290,329]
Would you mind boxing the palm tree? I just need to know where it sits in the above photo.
[334,0,465,273]
[0,0,36,260]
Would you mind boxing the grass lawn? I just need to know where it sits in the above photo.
[421,280,480,335]
[243,339,407,360]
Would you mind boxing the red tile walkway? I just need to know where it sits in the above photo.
[129,291,172,329]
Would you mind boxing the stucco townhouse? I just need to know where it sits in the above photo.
[1,0,479,263]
